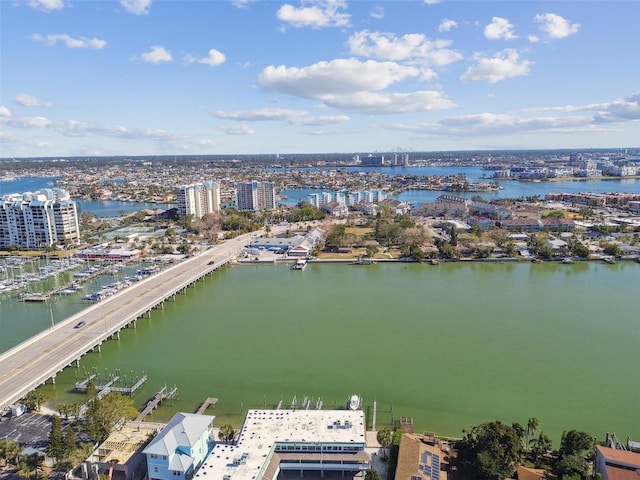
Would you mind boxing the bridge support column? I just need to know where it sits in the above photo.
[96,344,101,353]
[75,359,80,367]
[132,319,137,328]
[116,331,120,340]
[51,373,56,385]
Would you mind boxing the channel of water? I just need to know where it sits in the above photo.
[19,261,640,444]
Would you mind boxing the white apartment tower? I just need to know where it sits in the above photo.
[235,180,276,211]
[0,188,80,249]
[176,181,220,219]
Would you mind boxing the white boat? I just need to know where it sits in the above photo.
[291,258,307,270]
[348,394,361,410]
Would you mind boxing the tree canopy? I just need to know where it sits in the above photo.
[456,421,523,480]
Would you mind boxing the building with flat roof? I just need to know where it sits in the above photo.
[0,188,80,249]
[197,409,370,480]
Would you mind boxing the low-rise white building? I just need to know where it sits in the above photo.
[196,409,370,480]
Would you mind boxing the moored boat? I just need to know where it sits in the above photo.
[347,394,361,410]
[292,258,307,270]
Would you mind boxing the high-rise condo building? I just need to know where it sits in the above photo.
[0,188,80,249]
[235,180,276,211]
[176,181,221,218]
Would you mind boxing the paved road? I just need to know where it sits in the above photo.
[0,231,262,413]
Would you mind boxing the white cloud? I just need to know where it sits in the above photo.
[528,35,539,43]
[460,49,532,83]
[347,30,462,67]
[277,0,350,29]
[5,116,54,128]
[28,0,64,12]
[140,46,173,63]
[535,13,579,40]
[219,124,255,135]
[323,90,456,114]
[199,49,226,67]
[484,17,517,40]
[438,19,458,32]
[213,108,350,126]
[120,0,152,15]
[0,106,11,117]
[369,6,384,19]
[231,0,255,9]
[592,93,640,122]
[32,33,107,49]
[14,93,40,107]
[423,0,440,4]
[259,58,420,98]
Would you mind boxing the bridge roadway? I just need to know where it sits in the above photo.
[0,230,264,413]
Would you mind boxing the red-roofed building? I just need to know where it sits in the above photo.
[595,446,640,480]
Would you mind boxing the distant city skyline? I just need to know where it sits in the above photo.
[1,0,639,158]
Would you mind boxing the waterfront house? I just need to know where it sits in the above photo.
[144,413,215,480]
[394,433,447,480]
[595,446,640,480]
[503,218,542,233]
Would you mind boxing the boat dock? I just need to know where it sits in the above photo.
[136,385,178,421]
[195,397,218,415]
[74,369,147,396]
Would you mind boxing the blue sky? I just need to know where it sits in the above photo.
[1,0,639,158]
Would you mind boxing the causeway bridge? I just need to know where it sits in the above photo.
[0,230,263,413]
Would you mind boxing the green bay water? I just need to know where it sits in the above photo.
[6,262,640,442]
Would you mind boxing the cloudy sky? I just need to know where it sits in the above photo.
[1,0,638,157]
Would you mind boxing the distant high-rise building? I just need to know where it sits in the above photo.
[176,181,220,219]
[235,180,276,211]
[0,188,80,249]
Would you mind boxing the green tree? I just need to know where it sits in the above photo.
[365,244,379,259]
[0,438,22,467]
[456,421,523,480]
[48,415,65,464]
[85,392,137,443]
[64,426,76,461]
[364,468,382,480]
[219,424,236,443]
[22,390,47,412]
[376,428,392,460]
[530,432,552,467]
[526,417,539,451]
[602,242,621,257]
[554,430,593,480]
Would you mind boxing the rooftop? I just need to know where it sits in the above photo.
[197,409,367,480]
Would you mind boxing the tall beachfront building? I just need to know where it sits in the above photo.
[0,188,80,249]
[235,180,276,211]
[176,181,220,219]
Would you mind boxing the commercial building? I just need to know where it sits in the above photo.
[176,181,221,219]
[0,188,80,249]
[197,409,370,480]
[235,181,276,212]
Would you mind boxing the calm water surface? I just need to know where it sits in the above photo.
[9,261,637,443]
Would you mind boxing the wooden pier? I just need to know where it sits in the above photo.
[136,385,178,421]
[195,397,218,415]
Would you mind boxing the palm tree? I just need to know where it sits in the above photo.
[531,432,552,466]
[526,417,539,451]
[376,428,392,460]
